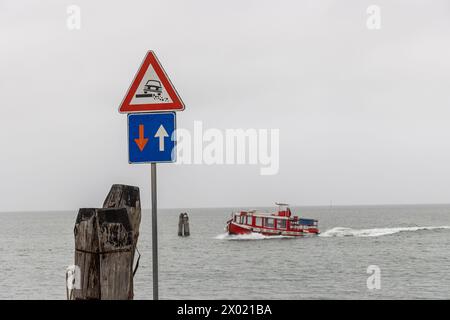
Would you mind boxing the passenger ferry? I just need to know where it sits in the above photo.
[226,203,319,237]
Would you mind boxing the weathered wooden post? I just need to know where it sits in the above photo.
[183,213,190,236]
[178,212,190,237]
[72,184,141,300]
[178,213,183,236]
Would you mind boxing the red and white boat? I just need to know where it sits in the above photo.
[226,203,319,237]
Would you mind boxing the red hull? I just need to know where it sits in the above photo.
[227,221,318,237]
[227,221,252,235]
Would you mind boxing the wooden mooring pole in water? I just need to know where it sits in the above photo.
[71,184,141,300]
[178,213,190,237]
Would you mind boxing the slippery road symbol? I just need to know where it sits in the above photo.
[135,80,169,102]
[119,51,185,113]
[135,80,162,98]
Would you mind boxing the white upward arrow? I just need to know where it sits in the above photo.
[154,125,169,151]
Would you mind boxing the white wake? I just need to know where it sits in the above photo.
[214,232,294,240]
[319,226,450,238]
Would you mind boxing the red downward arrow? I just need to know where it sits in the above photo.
[134,124,148,151]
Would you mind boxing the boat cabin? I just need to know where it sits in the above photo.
[229,203,319,236]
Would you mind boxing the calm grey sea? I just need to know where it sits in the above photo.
[0,205,449,299]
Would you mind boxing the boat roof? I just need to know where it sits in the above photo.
[233,211,291,220]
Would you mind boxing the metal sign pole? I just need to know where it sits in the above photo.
[151,163,158,300]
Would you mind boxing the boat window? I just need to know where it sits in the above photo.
[235,215,241,223]
[247,216,253,225]
[278,219,287,229]
[255,217,263,226]
[265,218,274,228]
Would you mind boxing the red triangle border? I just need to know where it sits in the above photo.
[119,51,185,113]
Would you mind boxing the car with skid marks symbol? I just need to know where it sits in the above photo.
[143,80,162,96]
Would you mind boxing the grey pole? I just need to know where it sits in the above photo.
[151,163,158,300]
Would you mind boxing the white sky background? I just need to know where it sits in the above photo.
[1,0,450,211]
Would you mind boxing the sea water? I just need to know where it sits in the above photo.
[0,205,449,299]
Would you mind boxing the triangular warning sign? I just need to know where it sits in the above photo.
[119,51,185,113]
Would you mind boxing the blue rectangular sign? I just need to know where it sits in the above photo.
[128,112,176,163]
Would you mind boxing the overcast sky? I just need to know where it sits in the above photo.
[1,0,450,211]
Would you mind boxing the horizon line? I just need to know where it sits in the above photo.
[1,201,450,214]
